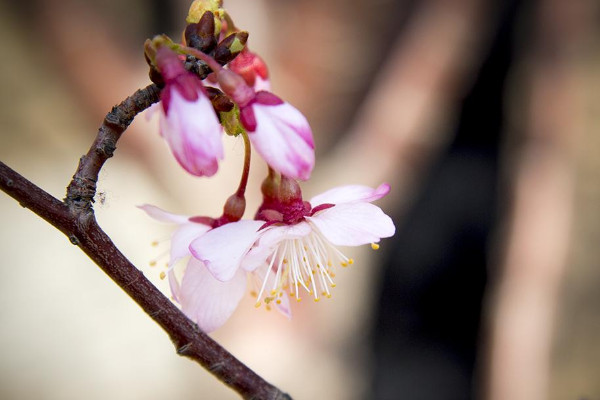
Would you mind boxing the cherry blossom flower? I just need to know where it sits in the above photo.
[218,71,315,181]
[190,182,395,316]
[156,47,224,177]
[139,204,262,332]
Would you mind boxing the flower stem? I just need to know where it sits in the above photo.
[236,131,252,198]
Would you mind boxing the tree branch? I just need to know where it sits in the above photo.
[0,84,291,400]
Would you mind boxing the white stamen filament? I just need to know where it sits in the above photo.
[254,227,353,306]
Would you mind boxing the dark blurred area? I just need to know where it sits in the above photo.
[371,1,520,398]
[1,0,599,399]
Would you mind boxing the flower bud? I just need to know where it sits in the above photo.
[279,176,303,204]
[229,49,270,91]
[214,31,248,65]
[144,40,164,86]
[187,0,222,23]
[222,193,246,222]
[185,11,217,53]
[205,87,234,112]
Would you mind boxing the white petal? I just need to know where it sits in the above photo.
[169,223,211,266]
[306,203,395,246]
[179,258,247,333]
[160,90,224,177]
[241,223,312,272]
[189,220,264,281]
[138,204,189,224]
[250,103,315,181]
[309,183,391,206]
[274,291,292,319]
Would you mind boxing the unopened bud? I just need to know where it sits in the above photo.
[144,40,164,86]
[222,193,246,221]
[205,87,234,112]
[279,176,303,204]
[214,32,249,65]
[187,0,223,35]
[185,11,217,52]
[229,49,269,88]
[261,173,280,201]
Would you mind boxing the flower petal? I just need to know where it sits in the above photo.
[178,258,247,333]
[241,223,312,272]
[309,183,391,206]
[250,102,315,181]
[159,89,224,177]
[170,223,211,266]
[189,220,264,281]
[306,202,395,246]
[138,204,190,224]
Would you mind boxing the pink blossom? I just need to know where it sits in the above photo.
[190,183,395,316]
[139,204,262,332]
[239,92,315,181]
[218,71,315,181]
[156,47,224,177]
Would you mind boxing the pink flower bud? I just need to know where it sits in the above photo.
[156,47,224,177]
[229,49,271,91]
[243,92,315,181]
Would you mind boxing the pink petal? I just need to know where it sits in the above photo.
[170,223,211,266]
[274,291,292,319]
[241,223,312,272]
[309,183,391,206]
[179,258,247,333]
[254,76,271,92]
[167,270,181,303]
[306,202,395,246]
[250,102,315,181]
[159,89,224,177]
[189,220,264,281]
[138,204,189,224]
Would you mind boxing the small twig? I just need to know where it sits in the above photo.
[0,84,291,399]
[65,83,161,212]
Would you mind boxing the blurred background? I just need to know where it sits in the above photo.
[0,0,599,399]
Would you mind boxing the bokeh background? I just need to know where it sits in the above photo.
[1,0,599,399]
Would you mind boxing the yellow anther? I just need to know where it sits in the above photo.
[270,290,277,296]
[321,291,328,296]
[266,305,272,311]
[276,299,282,305]
[371,243,380,250]
[279,292,283,297]
[265,296,273,304]
[314,298,320,303]
[327,260,332,267]
[149,261,157,267]
[283,259,288,264]
[341,262,348,267]
[159,271,166,280]
[348,258,354,265]
[331,283,337,288]
[330,272,336,278]
[296,298,302,302]
[254,302,261,308]
[250,290,257,298]
[326,294,332,299]
[151,241,159,247]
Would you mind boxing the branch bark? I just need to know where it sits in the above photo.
[0,85,291,400]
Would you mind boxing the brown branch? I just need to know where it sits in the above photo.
[0,85,291,400]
